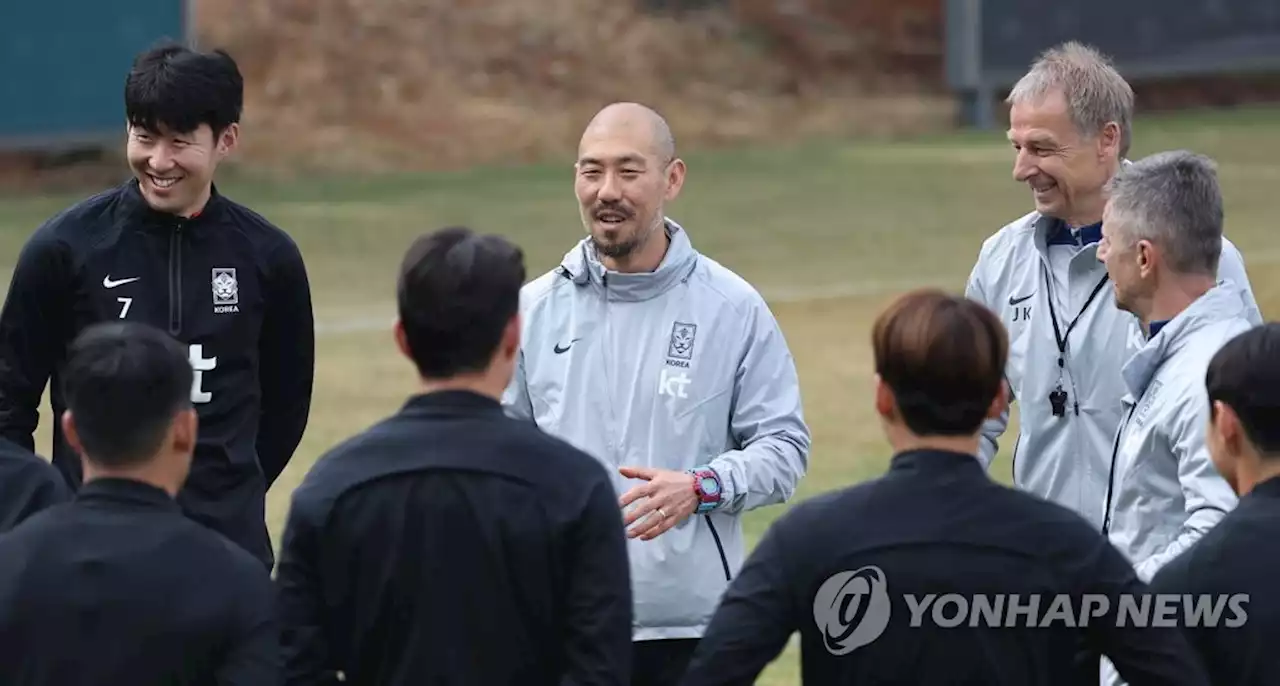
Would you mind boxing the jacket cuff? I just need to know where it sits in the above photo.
[698,461,733,511]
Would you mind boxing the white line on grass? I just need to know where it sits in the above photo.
[313,248,1280,337]
[312,277,961,337]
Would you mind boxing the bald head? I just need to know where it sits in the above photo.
[573,101,687,271]
[579,102,675,165]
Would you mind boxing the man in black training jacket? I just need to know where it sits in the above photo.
[0,321,279,685]
[678,288,1211,686]
[0,437,69,533]
[0,42,314,570]
[1149,322,1280,685]
[275,226,633,686]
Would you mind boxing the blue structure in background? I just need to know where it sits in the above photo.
[0,0,189,151]
[946,0,1280,128]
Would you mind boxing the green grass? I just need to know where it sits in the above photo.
[3,104,1279,684]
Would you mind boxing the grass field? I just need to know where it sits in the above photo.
[3,105,1280,683]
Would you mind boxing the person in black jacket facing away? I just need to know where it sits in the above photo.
[0,436,69,533]
[678,288,1211,686]
[1148,322,1280,685]
[0,321,279,685]
[275,226,633,686]
[0,42,314,570]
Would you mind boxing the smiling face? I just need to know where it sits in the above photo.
[126,121,237,217]
[573,106,685,267]
[1007,89,1119,227]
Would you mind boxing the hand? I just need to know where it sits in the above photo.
[618,466,699,541]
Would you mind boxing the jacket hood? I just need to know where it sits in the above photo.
[1121,279,1249,399]
[558,217,699,302]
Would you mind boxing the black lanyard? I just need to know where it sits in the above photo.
[1040,261,1110,369]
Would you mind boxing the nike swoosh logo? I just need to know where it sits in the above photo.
[1008,294,1034,306]
[554,338,582,354]
[103,276,139,289]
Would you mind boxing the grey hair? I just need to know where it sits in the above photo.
[1104,150,1224,276]
[1007,42,1135,159]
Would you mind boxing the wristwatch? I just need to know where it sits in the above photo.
[688,465,723,514]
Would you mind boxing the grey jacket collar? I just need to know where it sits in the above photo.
[1121,280,1248,399]
[559,217,699,302]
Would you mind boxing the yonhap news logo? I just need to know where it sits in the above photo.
[812,565,1249,655]
[812,566,892,655]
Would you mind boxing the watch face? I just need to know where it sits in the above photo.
[700,476,720,496]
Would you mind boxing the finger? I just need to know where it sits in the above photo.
[628,512,666,539]
[639,515,676,541]
[622,499,658,528]
[618,466,656,480]
[618,483,655,509]
[626,501,673,537]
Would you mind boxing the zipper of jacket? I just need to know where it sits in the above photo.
[168,219,185,335]
[1100,404,1137,536]
[600,272,621,463]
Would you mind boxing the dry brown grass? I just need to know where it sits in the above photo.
[193,0,955,175]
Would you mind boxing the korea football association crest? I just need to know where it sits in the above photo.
[212,267,240,314]
[659,321,698,399]
[667,321,697,361]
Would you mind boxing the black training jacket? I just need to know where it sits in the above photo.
[0,436,69,533]
[0,178,314,568]
[0,477,280,685]
[1148,475,1280,685]
[679,449,1212,686]
[275,390,634,686]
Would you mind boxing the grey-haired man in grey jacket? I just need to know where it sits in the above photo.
[503,102,811,686]
[1095,150,1256,685]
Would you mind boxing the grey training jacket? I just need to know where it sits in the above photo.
[1102,282,1254,582]
[965,210,1261,529]
[503,219,811,640]
[1098,282,1255,686]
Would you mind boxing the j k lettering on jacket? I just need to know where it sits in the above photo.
[504,219,811,640]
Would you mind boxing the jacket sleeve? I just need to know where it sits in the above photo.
[1133,385,1237,582]
[0,230,71,452]
[677,510,799,686]
[1080,532,1212,686]
[14,460,72,525]
[501,350,535,421]
[217,564,283,686]
[256,238,315,488]
[275,494,338,685]
[706,297,810,514]
[964,256,1009,470]
[559,474,633,686]
[1218,237,1263,325]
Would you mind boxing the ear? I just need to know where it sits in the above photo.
[171,408,199,456]
[1098,121,1121,160]
[217,123,240,157]
[502,312,522,359]
[873,374,896,421]
[1212,400,1245,454]
[1136,239,1157,277]
[664,158,687,202]
[393,319,412,361]
[61,411,83,456]
[987,381,1010,420]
